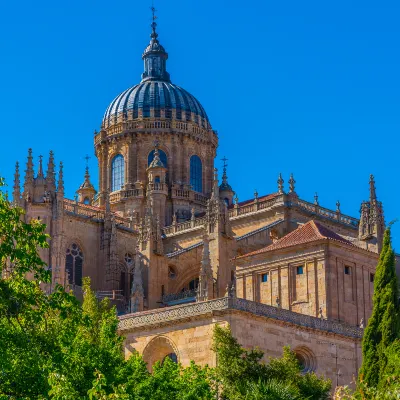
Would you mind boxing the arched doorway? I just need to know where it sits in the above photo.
[142,336,180,371]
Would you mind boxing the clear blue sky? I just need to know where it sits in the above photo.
[0,0,399,248]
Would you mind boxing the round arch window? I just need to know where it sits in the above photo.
[294,347,317,373]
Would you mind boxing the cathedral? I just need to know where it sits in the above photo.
[11,11,398,388]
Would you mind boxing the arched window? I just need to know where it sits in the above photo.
[83,197,90,205]
[65,243,83,287]
[111,154,125,192]
[148,149,168,168]
[190,155,202,192]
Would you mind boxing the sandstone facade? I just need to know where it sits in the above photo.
[10,14,400,390]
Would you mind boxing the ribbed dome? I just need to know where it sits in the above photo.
[102,17,211,130]
[102,81,210,129]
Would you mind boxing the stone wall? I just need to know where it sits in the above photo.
[121,304,362,388]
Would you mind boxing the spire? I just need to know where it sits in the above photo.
[76,155,96,204]
[24,148,34,190]
[358,175,384,252]
[37,155,44,178]
[13,161,20,203]
[288,173,296,193]
[79,155,95,190]
[141,6,170,83]
[131,249,144,296]
[219,156,233,192]
[57,162,64,195]
[46,150,56,190]
[148,140,165,169]
[211,168,219,198]
[196,233,214,302]
[129,246,144,313]
[369,174,377,202]
[277,173,284,194]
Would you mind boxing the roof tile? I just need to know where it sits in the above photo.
[236,220,353,258]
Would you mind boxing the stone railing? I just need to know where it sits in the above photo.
[162,289,197,304]
[162,216,207,236]
[64,199,105,220]
[228,196,279,219]
[148,183,168,192]
[109,189,145,204]
[236,219,284,241]
[194,193,208,205]
[170,189,208,206]
[97,119,213,140]
[63,199,137,230]
[292,198,359,228]
[166,241,203,258]
[118,296,363,339]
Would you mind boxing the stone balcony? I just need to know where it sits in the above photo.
[118,296,364,339]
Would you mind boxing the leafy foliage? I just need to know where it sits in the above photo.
[0,179,216,399]
[359,227,400,389]
[212,325,331,400]
[0,179,336,399]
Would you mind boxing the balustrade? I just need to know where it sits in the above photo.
[293,198,358,228]
[162,289,197,304]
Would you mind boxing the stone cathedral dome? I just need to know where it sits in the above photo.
[102,18,210,130]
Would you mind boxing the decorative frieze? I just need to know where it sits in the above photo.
[118,296,363,339]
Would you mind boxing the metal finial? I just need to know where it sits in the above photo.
[254,189,258,199]
[336,200,341,212]
[150,5,158,39]
[221,156,228,170]
[84,154,90,167]
[314,192,319,205]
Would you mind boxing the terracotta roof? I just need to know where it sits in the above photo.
[228,193,278,209]
[236,220,353,259]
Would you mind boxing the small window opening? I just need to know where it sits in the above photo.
[296,266,304,275]
[345,266,351,275]
[261,273,268,283]
[168,266,176,279]
[370,273,374,283]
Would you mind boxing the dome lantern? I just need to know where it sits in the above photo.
[141,7,171,83]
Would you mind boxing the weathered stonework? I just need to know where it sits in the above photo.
[11,15,400,391]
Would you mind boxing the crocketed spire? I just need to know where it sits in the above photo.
[13,161,20,203]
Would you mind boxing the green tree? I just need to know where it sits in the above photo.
[212,325,331,400]
[0,179,215,399]
[359,226,400,389]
